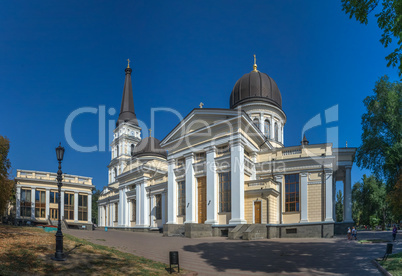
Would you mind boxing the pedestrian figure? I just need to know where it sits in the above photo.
[347,227,351,240]
[392,225,398,241]
[352,227,357,240]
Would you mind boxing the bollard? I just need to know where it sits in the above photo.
[105,227,108,232]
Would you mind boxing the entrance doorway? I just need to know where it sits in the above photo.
[50,208,58,220]
[254,201,261,224]
[197,176,206,224]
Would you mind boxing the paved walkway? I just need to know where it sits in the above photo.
[64,229,402,275]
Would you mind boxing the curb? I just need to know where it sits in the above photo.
[371,259,392,276]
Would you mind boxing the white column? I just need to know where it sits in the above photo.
[229,141,247,224]
[300,172,308,222]
[45,189,50,219]
[136,185,141,225]
[137,182,149,227]
[259,114,264,133]
[281,125,284,144]
[125,187,129,226]
[205,146,218,224]
[161,192,166,225]
[270,116,275,140]
[167,159,177,224]
[74,192,78,222]
[88,193,92,223]
[344,166,353,222]
[31,188,36,220]
[325,172,334,222]
[60,191,65,220]
[275,175,283,224]
[118,188,123,226]
[185,153,196,223]
[98,205,102,226]
[16,187,21,219]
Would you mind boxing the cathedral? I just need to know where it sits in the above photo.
[97,58,356,239]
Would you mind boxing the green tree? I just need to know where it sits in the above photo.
[0,136,14,216]
[352,175,389,227]
[335,190,344,222]
[355,76,402,219]
[341,0,402,75]
[92,189,101,224]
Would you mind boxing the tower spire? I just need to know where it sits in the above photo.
[253,54,258,71]
[117,60,138,126]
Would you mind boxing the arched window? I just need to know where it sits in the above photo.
[274,123,278,142]
[114,167,117,181]
[116,145,119,157]
[264,120,270,138]
[131,144,135,156]
[253,118,259,128]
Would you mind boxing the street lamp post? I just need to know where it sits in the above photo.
[52,143,65,261]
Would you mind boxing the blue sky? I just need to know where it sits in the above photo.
[0,1,398,191]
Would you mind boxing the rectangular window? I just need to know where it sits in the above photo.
[217,145,230,156]
[131,199,136,221]
[50,191,59,204]
[177,181,186,216]
[176,158,185,167]
[155,194,162,220]
[20,188,32,217]
[195,152,206,162]
[285,174,300,212]
[78,194,88,221]
[35,190,46,218]
[114,203,118,222]
[219,172,231,212]
[64,193,74,220]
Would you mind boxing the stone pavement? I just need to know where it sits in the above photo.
[64,229,402,275]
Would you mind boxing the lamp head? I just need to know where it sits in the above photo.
[56,143,65,162]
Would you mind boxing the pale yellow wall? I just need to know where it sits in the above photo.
[282,212,300,224]
[308,184,323,222]
[177,216,184,224]
[218,213,231,224]
[268,194,278,224]
[244,194,267,224]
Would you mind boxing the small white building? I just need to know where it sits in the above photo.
[15,169,94,228]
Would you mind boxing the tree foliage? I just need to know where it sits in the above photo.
[342,0,402,75]
[0,136,14,216]
[352,174,390,227]
[92,189,101,224]
[356,76,402,218]
[335,190,344,222]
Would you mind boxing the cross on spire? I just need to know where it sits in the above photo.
[199,102,204,108]
[253,54,258,71]
[149,128,152,137]
[127,59,130,68]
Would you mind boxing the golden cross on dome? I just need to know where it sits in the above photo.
[127,59,131,68]
[149,128,152,137]
[253,54,258,71]
[199,102,204,108]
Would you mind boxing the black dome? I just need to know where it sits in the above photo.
[230,70,282,109]
[132,137,167,159]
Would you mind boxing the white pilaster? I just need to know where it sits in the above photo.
[300,172,308,222]
[45,189,50,219]
[16,187,21,219]
[275,175,283,224]
[161,192,166,225]
[344,166,353,222]
[74,192,78,222]
[136,185,141,225]
[259,113,264,133]
[60,191,65,220]
[31,188,36,220]
[205,146,218,225]
[185,153,196,223]
[88,193,92,223]
[229,140,247,224]
[118,188,124,225]
[281,125,284,144]
[325,172,334,222]
[167,159,177,224]
[270,116,275,140]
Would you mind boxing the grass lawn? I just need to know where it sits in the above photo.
[379,251,402,276]
[0,224,191,275]
[359,239,391,244]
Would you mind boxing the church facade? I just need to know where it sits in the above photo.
[98,59,355,238]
